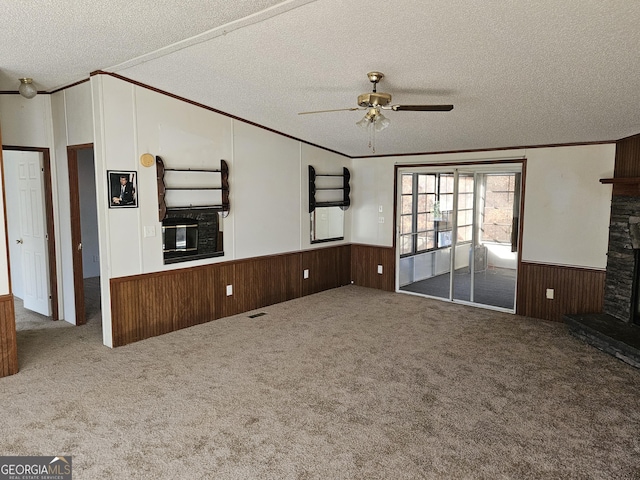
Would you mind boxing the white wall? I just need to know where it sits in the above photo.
[350,157,394,246]
[352,145,615,271]
[233,121,301,258]
[64,83,94,146]
[520,145,614,269]
[0,95,53,148]
[50,81,95,324]
[486,243,517,270]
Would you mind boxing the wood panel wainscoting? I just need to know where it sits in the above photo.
[302,245,351,296]
[110,245,357,347]
[234,253,302,313]
[0,294,18,377]
[350,244,395,292]
[516,262,606,323]
[108,247,609,345]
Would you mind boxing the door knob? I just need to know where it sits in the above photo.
[16,239,23,244]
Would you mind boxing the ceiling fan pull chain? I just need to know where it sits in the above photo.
[370,124,375,153]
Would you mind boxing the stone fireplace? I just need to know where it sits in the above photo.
[603,197,640,325]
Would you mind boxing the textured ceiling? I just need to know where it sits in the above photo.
[1,0,640,157]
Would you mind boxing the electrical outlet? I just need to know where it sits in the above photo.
[378,216,384,224]
[377,265,383,274]
[303,269,309,279]
[226,285,233,296]
[546,288,554,300]
[143,226,156,237]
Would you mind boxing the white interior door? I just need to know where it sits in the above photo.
[16,151,51,316]
[4,155,24,299]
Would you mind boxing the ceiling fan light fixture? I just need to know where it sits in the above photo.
[356,106,390,153]
[374,113,390,132]
[356,115,370,130]
[357,107,391,132]
[357,107,377,130]
[18,78,37,99]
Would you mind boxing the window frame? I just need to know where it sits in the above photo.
[400,172,473,258]
[479,173,517,245]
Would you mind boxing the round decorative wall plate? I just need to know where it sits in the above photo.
[140,153,155,167]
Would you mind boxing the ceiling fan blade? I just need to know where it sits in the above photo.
[391,104,454,112]
[298,107,363,115]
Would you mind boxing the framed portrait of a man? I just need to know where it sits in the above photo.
[108,171,138,208]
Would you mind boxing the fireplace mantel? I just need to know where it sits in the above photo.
[600,177,640,196]
[600,177,640,184]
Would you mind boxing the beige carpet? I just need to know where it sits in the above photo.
[13,297,67,331]
[14,277,101,331]
[1,286,639,479]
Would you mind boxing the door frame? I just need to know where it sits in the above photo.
[67,143,94,326]
[2,146,58,320]
[394,158,527,312]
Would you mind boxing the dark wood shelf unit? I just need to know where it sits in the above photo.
[600,177,640,184]
[157,156,229,221]
[164,168,225,173]
[308,165,350,213]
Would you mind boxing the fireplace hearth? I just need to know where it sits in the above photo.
[565,313,640,368]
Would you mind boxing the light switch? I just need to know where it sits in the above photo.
[377,265,383,274]
[303,269,309,279]
[226,285,233,296]
[546,288,554,300]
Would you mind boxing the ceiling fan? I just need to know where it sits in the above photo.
[299,71,453,125]
[298,72,453,152]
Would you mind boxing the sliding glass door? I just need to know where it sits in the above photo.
[451,172,476,304]
[398,165,521,312]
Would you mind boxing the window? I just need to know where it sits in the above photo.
[481,174,517,244]
[400,173,473,256]
[401,173,433,255]
[456,175,474,244]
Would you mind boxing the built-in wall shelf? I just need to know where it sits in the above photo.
[308,165,350,213]
[157,156,229,221]
[600,177,640,185]
[600,177,640,196]
[156,156,228,264]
